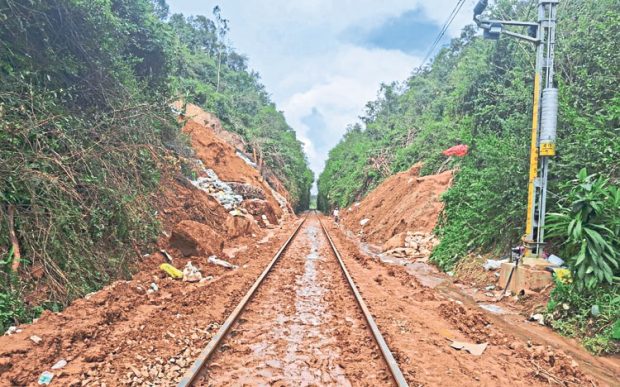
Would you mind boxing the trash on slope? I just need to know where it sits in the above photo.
[208,255,238,269]
[450,340,488,356]
[38,371,54,385]
[529,313,545,325]
[191,168,244,210]
[147,283,159,294]
[160,249,174,263]
[4,326,22,336]
[483,259,508,271]
[30,335,43,344]
[160,263,183,279]
[183,262,203,282]
[360,218,370,226]
[51,359,67,370]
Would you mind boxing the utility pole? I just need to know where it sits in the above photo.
[474,0,560,259]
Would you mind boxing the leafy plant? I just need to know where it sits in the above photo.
[547,277,619,355]
[546,169,620,289]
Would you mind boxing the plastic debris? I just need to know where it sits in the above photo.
[483,259,507,271]
[591,305,600,317]
[4,326,21,336]
[160,249,174,263]
[147,282,159,294]
[160,263,183,279]
[547,254,564,266]
[450,340,487,356]
[485,285,496,291]
[182,262,203,282]
[191,168,244,210]
[30,335,43,344]
[529,313,545,325]
[360,218,370,226]
[38,371,54,385]
[208,255,238,269]
[51,359,67,370]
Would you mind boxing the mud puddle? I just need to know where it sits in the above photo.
[197,218,391,386]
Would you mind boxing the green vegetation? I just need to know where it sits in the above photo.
[318,0,619,352]
[547,278,620,355]
[547,169,619,290]
[0,0,311,331]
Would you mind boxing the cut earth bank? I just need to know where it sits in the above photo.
[0,106,297,385]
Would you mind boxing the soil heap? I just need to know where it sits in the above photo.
[342,163,452,249]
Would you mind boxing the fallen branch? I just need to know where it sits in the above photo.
[7,205,21,272]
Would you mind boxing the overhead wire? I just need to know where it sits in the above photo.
[419,0,467,68]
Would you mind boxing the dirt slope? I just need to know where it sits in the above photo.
[0,110,296,385]
[342,163,452,244]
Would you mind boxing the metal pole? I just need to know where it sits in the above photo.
[534,1,559,251]
[523,1,546,256]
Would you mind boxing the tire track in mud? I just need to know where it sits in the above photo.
[195,217,393,386]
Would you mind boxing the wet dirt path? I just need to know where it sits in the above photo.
[196,217,392,386]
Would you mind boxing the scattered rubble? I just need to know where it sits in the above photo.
[191,168,244,211]
[30,335,42,345]
[381,231,439,260]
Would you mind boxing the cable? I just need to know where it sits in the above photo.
[419,0,467,67]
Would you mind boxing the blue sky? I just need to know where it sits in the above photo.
[166,1,480,190]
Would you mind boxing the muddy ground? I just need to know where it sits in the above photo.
[1,213,619,386]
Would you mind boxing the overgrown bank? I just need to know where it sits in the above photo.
[318,0,619,353]
[0,0,312,331]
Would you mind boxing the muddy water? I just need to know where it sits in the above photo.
[198,218,391,386]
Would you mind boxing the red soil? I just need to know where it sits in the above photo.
[181,120,284,220]
[0,108,296,385]
[342,163,452,243]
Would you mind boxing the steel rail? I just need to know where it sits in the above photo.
[319,217,409,387]
[177,217,306,387]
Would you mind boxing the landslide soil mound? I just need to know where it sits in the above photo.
[0,108,297,385]
[181,120,286,220]
[342,163,452,244]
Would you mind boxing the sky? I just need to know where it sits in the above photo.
[166,0,481,191]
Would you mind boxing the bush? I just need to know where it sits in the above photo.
[547,278,620,355]
[546,169,620,290]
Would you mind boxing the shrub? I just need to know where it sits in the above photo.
[546,168,620,290]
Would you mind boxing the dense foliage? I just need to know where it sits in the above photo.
[318,0,619,267]
[0,0,311,331]
[318,0,619,353]
[547,169,619,290]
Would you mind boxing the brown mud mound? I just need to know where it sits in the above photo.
[172,101,247,152]
[0,106,298,385]
[342,163,452,244]
[182,120,286,220]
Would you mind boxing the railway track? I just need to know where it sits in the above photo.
[178,214,408,386]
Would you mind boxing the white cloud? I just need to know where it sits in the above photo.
[166,1,480,189]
